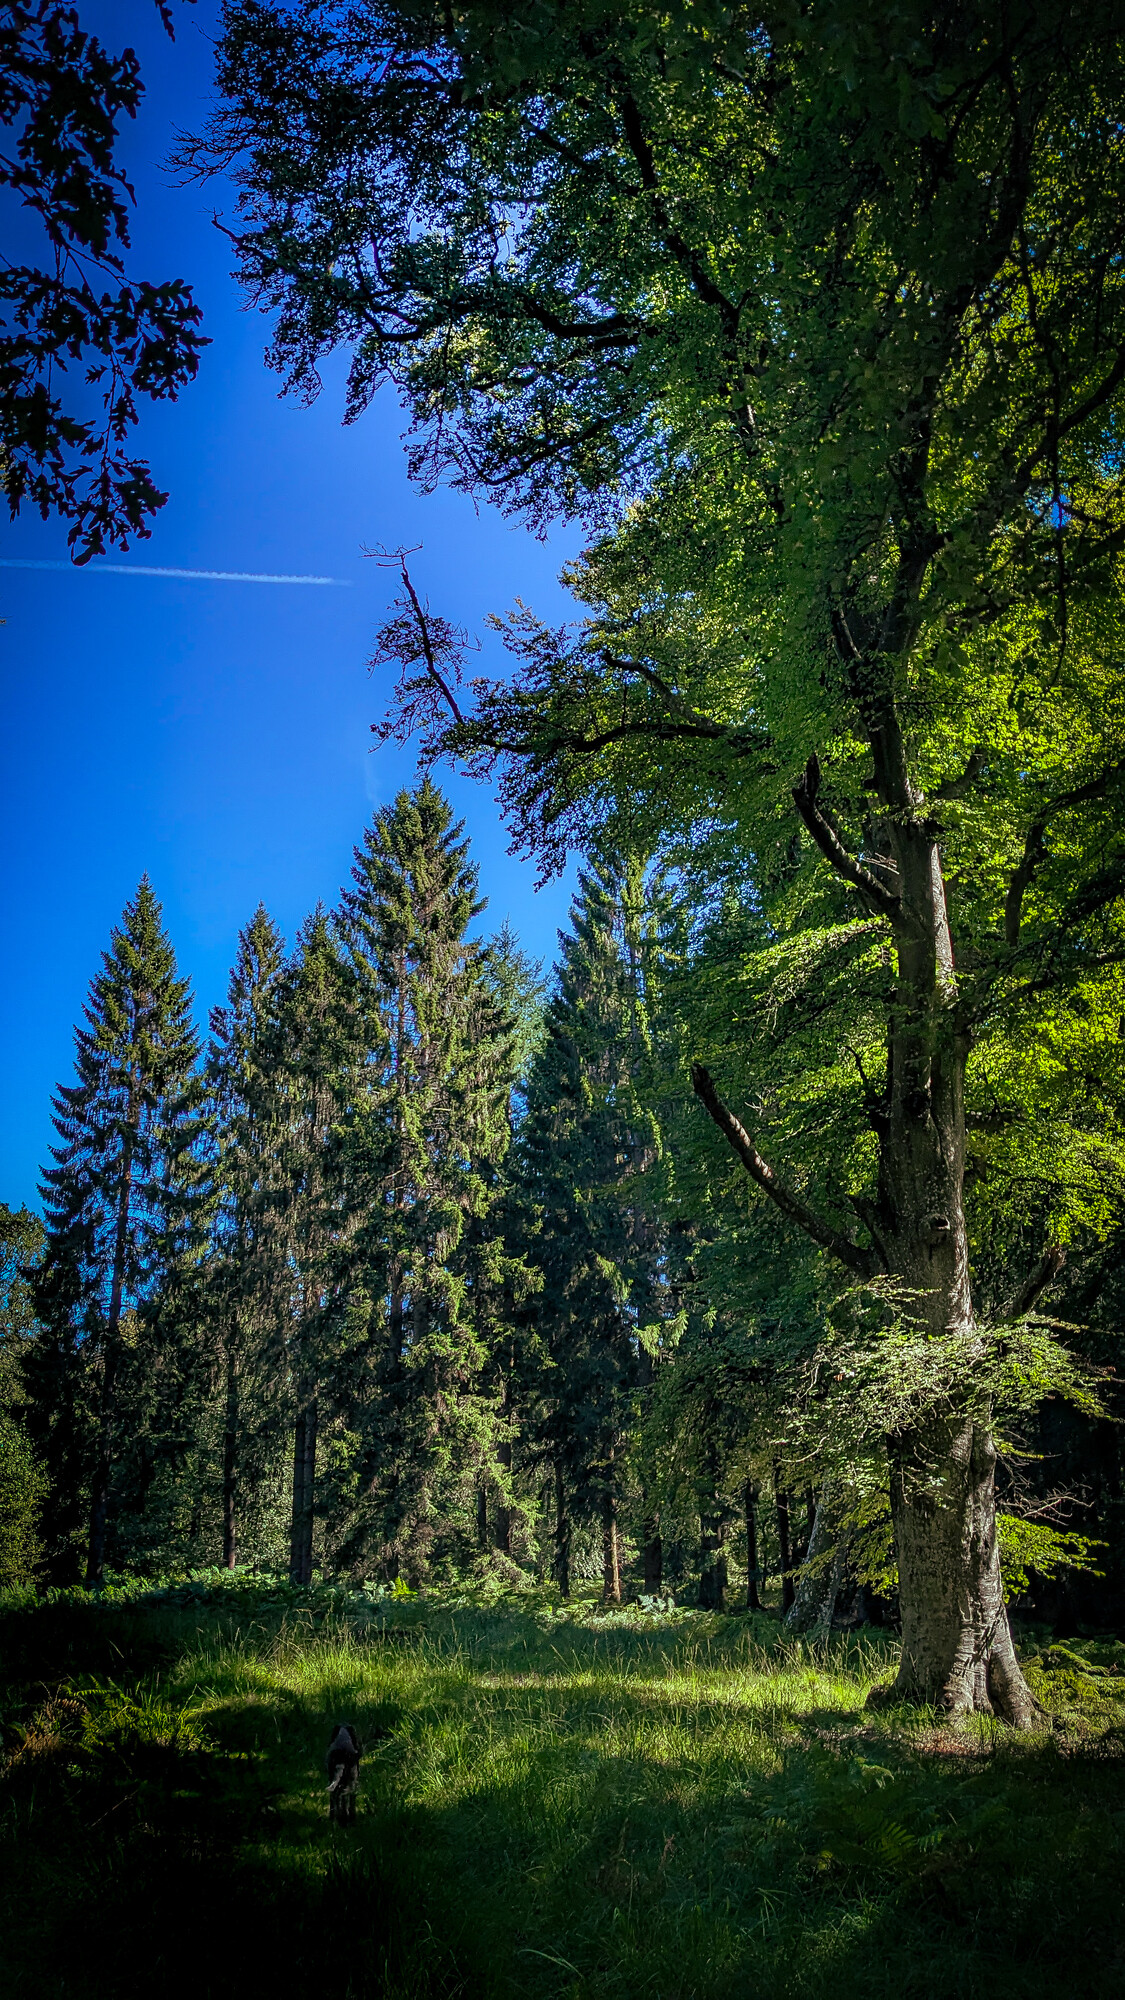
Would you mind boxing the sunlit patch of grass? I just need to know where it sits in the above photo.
[1,1587,1123,1997]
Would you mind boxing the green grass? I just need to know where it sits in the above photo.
[2,1580,1123,1998]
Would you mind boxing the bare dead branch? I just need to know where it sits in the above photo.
[395,557,465,726]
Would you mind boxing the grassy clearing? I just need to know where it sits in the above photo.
[2,1583,1123,1999]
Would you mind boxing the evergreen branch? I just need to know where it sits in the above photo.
[689,1063,877,1277]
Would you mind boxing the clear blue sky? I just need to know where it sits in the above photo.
[1,2,581,1212]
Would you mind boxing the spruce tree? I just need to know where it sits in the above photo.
[271,908,373,1585]
[517,854,670,1601]
[36,879,205,1585]
[206,905,288,1568]
[0,1205,48,1587]
[339,780,517,1580]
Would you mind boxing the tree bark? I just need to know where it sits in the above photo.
[744,1479,761,1611]
[553,1459,571,1597]
[866,710,1037,1722]
[702,709,1044,1721]
[882,1418,1038,1722]
[289,1390,318,1585]
[786,1484,848,1636]
[221,1342,239,1569]
[601,1489,621,1604]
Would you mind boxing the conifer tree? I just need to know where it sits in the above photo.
[339,780,517,1580]
[518,854,670,1601]
[36,879,205,1585]
[206,905,287,1567]
[272,908,373,1584]
[0,1205,48,1587]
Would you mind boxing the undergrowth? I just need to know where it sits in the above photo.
[2,1580,1122,1998]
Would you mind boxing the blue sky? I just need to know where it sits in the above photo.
[1,2,581,1211]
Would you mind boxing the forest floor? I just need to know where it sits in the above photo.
[2,1578,1124,2000]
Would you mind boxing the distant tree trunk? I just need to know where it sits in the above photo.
[698,1492,727,1610]
[476,1480,488,1552]
[86,1343,119,1589]
[222,1342,239,1569]
[553,1460,571,1597]
[787,1485,849,1635]
[775,1474,794,1613]
[495,1362,514,1553]
[642,1507,663,1592]
[635,1346,662,1591]
[744,1479,761,1611]
[602,1489,621,1604]
[289,1390,318,1585]
[86,1140,134,1588]
[796,1488,812,1560]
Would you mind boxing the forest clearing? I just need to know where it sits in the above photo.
[3,1578,1124,2000]
[4,4,1125,1993]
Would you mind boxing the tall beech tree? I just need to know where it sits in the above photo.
[199,0,1125,1716]
[36,879,204,1584]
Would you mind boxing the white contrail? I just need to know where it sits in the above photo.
[0,558,350,585]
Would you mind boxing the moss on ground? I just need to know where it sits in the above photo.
[2,1580,1123,1998]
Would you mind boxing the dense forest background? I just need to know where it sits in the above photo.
[2,767,1121,1639]
[3,0,1125,1724]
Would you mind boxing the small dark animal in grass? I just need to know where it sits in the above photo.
[326,1723,360,1824]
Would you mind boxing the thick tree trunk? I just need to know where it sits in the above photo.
[289,1391,318,1585]
[744,1480,761,1611]
[883,1418,1037,1723]
[865,706,1038,1724]
[601,1490,621,1604]
[222,1343,239,1569]
[775,1476,794,1613]
[553,1460,571,1597]
[698,1495,727,1610]
[690,635,1045,1720]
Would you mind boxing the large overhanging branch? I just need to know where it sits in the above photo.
[792,753,904,922]
[1005,1245,1066,1320]
[1004,761,1124,947]
[690,1063,878,1277]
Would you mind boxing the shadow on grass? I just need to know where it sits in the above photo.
[3,1755,472,2000]
[4,1593,1124,2000]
